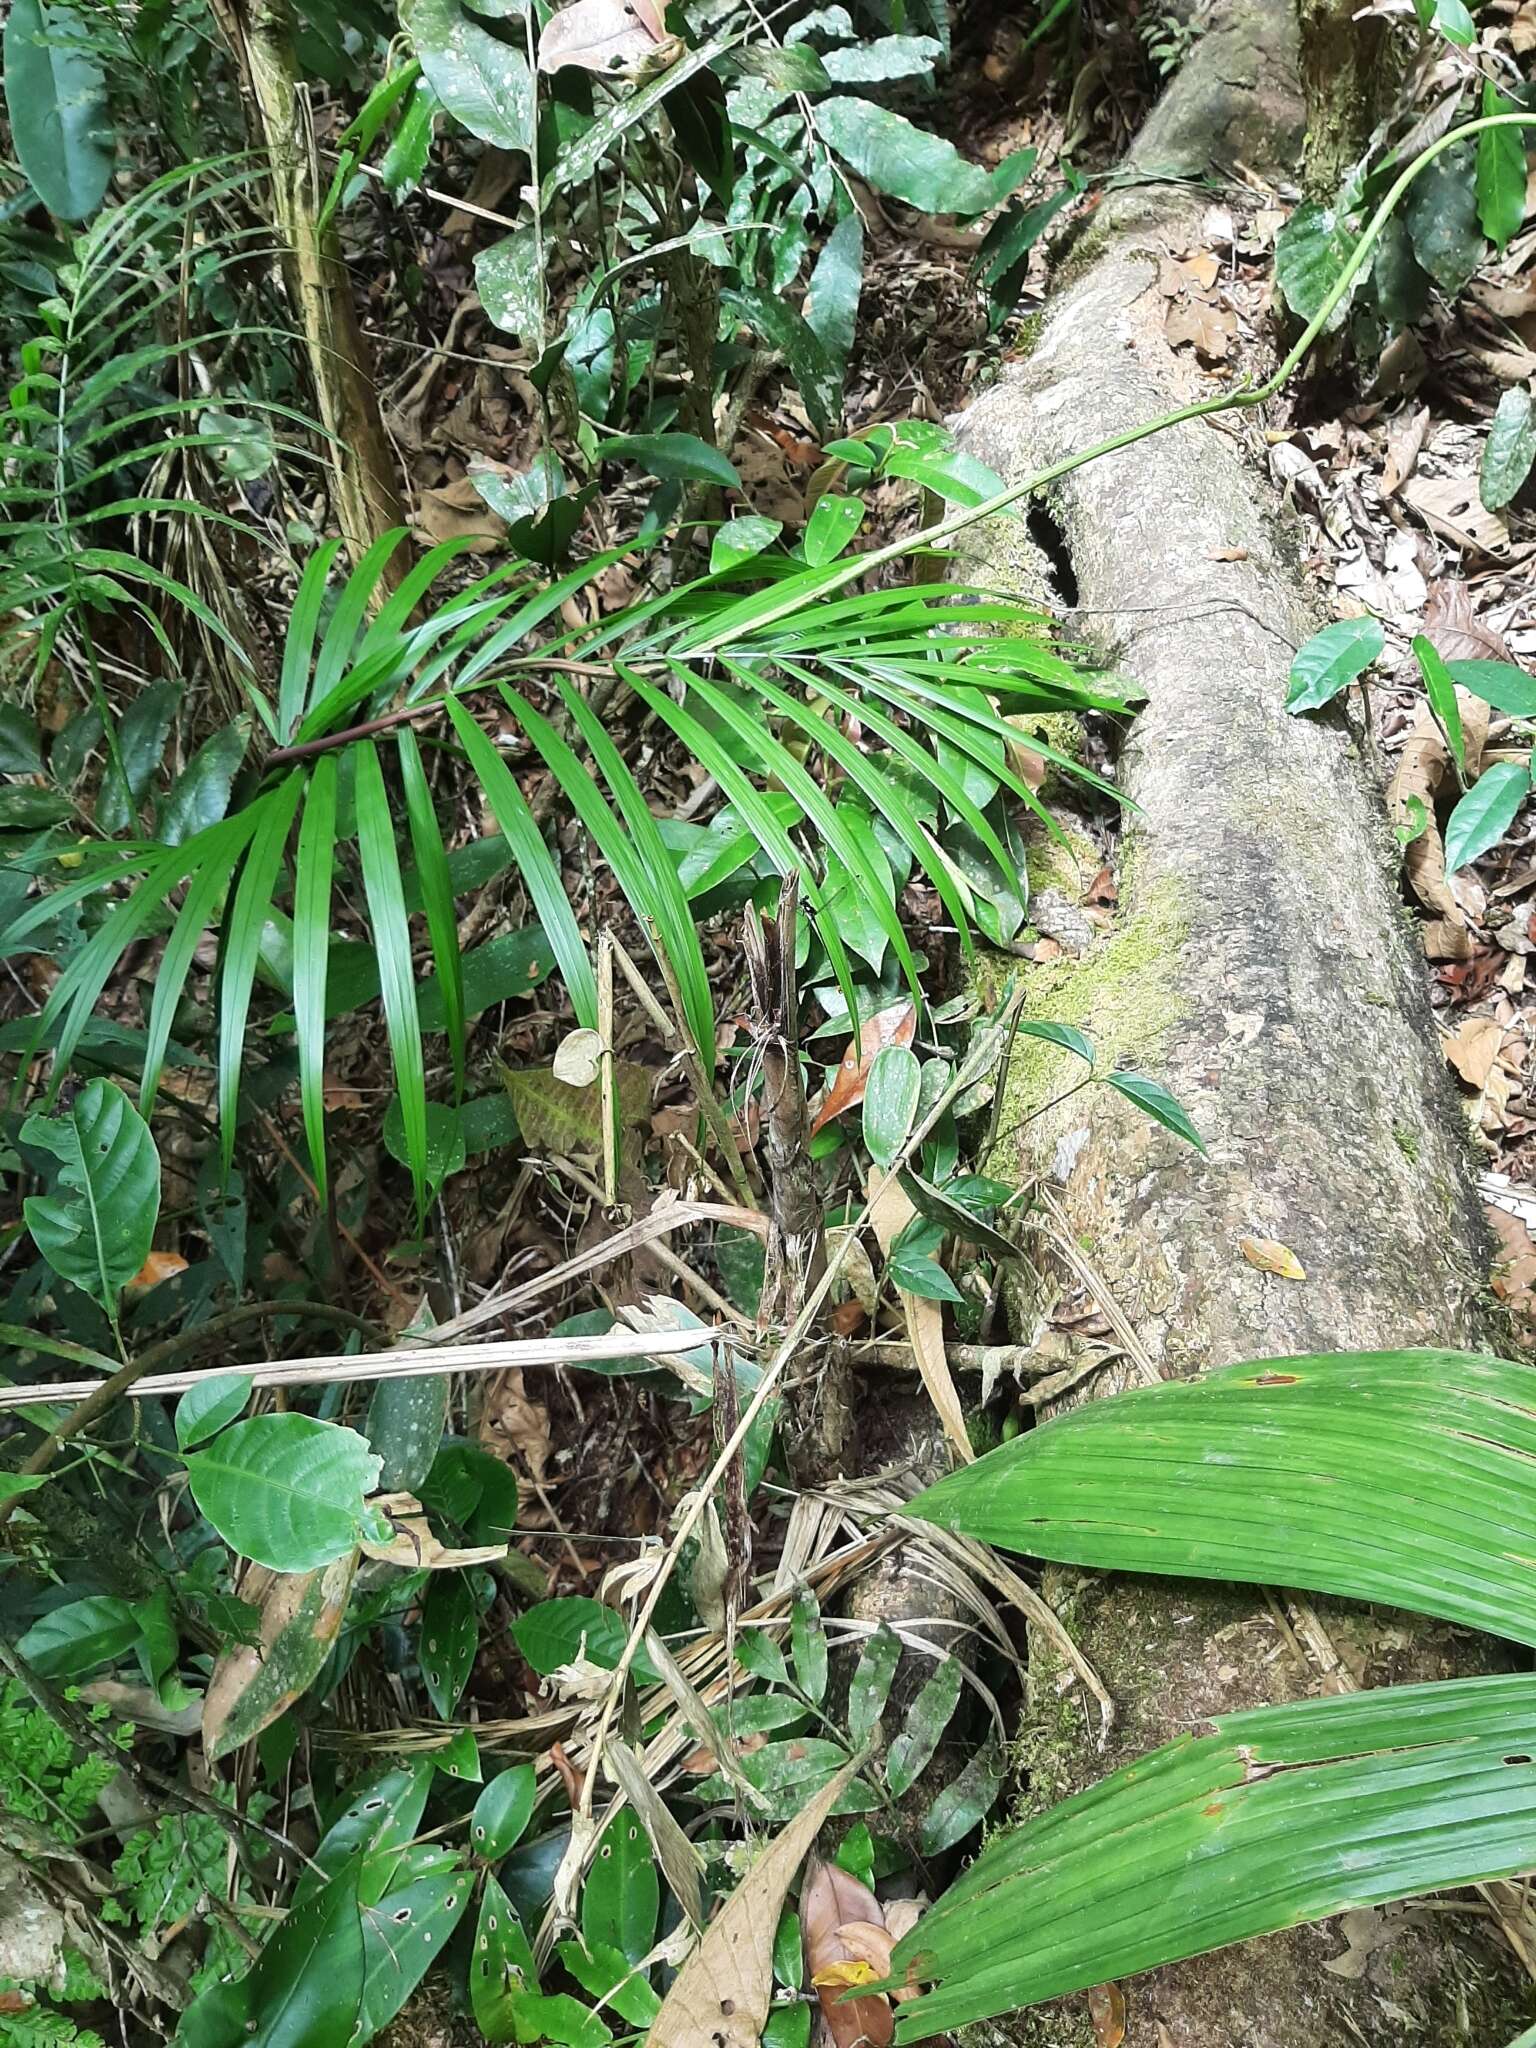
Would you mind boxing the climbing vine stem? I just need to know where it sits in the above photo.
[695,112,1536,653]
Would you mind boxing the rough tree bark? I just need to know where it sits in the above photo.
[1295,0,1396,197]
[950,1,1525,2040]
[213,0,407,584]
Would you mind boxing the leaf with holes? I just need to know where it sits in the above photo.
[420,1569,481,1717]
[472,1877,540,2040]
[21,1079,160,1315]
[583,1811,660,1965]
[356,1847,473,2038]
[472,1764,537,1860]
[182,1414,382,1573]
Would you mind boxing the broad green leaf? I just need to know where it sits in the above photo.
[862,1044,921,1168]
[366,1372,451,1494]
[736,1629,791,1688]
[421,1441,519,1543]
[475,228,544,347]
[471,1877,540,2041]
[0,704,43,774]
[711,515,783,573]
[175,1372,253,1450]
[1476,85,1526,250]
[473,1763,537,1859]
[97,678,179,835]
[885,1653,964,1797]
[202,1550,359,1762]
[1284,615,1384,713]
[3,0,113,220]
[1412,0,1475,43]
[1444,758,1530,872]
[803,494,865,567]
[511,1595,659,1681]
[1017,1018,1093,1064]
[355,1850,473,2038]
[919,1728,1004,1856]
[890,1673,1536,2037]
[596,431,739,488]
[847,1622,903,1745]
[814,96,994,215]
[158,718,249,845]
[1404,144,1483,294]
[691,1739,877,1818]
[0,786,70,828]
[908,1348,1536,1645]
[1273,199,1355,322]
[883,443,1012,511]
[557,1939,660,2027]
[823,32,941,79]
[1446,657,1536,717]
[1103,1070,1205,1152]
[804,208,863,372]
[21,1078,159,1313]
[382,1095,465,1199]
[1413,633,1465,775]
[583,1812,659,1965]
[183,1414,382,1573]
[17,1594,139,1679]
[722,287,842,442]
[1481,387,1535,515]
[420,1568,480,1715]
[239,1856,366,2048]
[790,1586,828,1702]
[404,0,534,150]
[728,42,830,90]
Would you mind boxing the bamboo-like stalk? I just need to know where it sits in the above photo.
[0,1326,719,1411]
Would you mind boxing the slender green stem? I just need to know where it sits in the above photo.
[692,112,1536,653]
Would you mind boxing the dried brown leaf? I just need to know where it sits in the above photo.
[1088,1982,1127,2048]
[1238,1236,1306,1281]
[809,1003,916,1137]
[644,1755,867,2048]
[803,1862,893,2048]
[1444,1015,1504,1090]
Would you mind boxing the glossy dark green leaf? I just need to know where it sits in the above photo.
[892,1674,1536,2037]
[158,719,249,845]
[0,704,43,774]
[583,1811,659,1965]
[21,1078,159,1312]
[804,208,863,371]
[1444,758,1530,873]
[1104,1070,1205,1152]
[1285,615,1384,713]
[558,1937,661,2026]
[472,1763,537,1859]
[471,1877,540,2040]
[382,1096,464,1200]
[1476,84,1526,249]
[3,0,113,220]
[863,1044,921,1169]
[398,725,465,1093]
[711,516,783,573]
[242,1859,365,2048]
[97,678,179,835]
[356,1850,472,2037]
[511,1595,659,1681]
[595,431,740,487]
[1412,0,1475,44]
[420,1569,480,1716]
[1017,1018,1093,1064]
[17,1594,140,1679]
[803,494,865,568]
[293,753,338,1200]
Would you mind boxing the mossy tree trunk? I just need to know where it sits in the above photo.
[212,0,407,586]
[949,1,1523,2039]
[1296,0,1394,196]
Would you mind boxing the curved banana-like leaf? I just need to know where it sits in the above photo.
[908,1348,1536,1647]
[890,1673,1536,2036]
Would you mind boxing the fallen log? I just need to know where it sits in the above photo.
[951,1,1526,2039]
